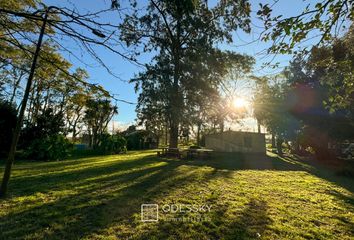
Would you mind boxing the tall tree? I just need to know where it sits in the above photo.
[121,0,252,147]
[285,26,354,159]
[0,0,130,196]
[253,75,301,154]
[84,98,118,149]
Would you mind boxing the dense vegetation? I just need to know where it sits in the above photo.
[254,26,354,159]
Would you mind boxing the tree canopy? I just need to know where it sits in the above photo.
[121,0,254,147]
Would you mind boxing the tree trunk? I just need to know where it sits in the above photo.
[276,137,283,156]
[165,123,168,146]
[271,134,275,148]
[88,129,92,148]
[72,123,77,142]
[43,87,51,112]
[295,137,300,153]
[0,10,48,197]
[168,11,182,148]
[220,120,224,133]
[169,121,178,148]
[197,122,201,146]
[26,86,35,122]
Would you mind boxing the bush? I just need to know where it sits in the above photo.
[0,101,17,157]
[25,134,73,160]
[19,108,65,149]
[125,131,144,150]
[97,134,127,154]
[189,145,201,149]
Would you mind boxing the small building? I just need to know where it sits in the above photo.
[205,131,266,153]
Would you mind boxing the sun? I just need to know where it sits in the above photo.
[233,97,248,109]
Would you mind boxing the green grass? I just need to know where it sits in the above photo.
[0,150,353,239]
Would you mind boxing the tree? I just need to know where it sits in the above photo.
[253,75,301,155]
[63,69,90,141]
[84,98,118,149]
[0,0,130,196]
[121,0,252,147]
[0,4,49,197]
[284,27,354,160]
[20,108,65,148]
[259,26,354,160]
[307,26,354,115]
[257,0,354,55]
[19,108,71,160]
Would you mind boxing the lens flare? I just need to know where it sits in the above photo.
[233,97,248,109]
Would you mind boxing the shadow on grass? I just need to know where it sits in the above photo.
[6,153,162,197]
[224,199,272,240]
[266,153,354,194]
[131,198,272,240]
[0,153,225,239]
[0,150,353,239]
[188,151,354,195]
[184,152,307,172]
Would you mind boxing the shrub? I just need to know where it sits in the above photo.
[189,145,201,149]
[20,108,65,149]
[125,131,144,150]
[97,134,127,154]
[0,101,17,157]
[25,134,73,160]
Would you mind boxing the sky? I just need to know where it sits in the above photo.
[42,0,326,131]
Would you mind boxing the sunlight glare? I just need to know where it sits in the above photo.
[233,97,248,109]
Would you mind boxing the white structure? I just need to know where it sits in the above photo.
[205,131,266,153]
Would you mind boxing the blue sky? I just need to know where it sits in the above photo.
[43,0,323,128]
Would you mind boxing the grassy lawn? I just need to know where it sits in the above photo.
[0,151,353,240]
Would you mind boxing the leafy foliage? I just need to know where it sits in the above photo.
[96,133,127,155]
[20,108,65,149]
[253,76,301,154]
[122,125,158,150]
[255,25,354,159]
[0,101,17,156]
[121,0,253,147]
[18,108,72,160]
[84,98,118,149]
[258,0,354,54]
[24,134,73,160]
[307,26,354,114]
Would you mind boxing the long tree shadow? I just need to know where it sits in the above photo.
[1,151,353,239]
[4,153,163,197]
[0,154,225,239]
[183,152,354,194]
[268,153,354,194]
[223,199,272,240]
[184,152,309,171]
[130,198,272,240]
